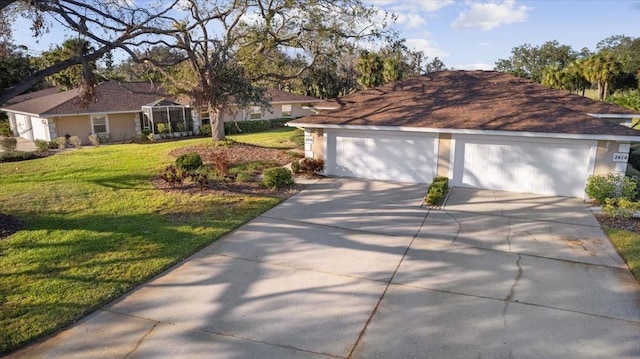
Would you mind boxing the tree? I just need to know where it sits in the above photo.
[0,42,35,94]
[494,40,578,82]
[356,50,384,89]
[152,0,388,140]
[0,0,182,104]
[582,51,623,100]
[424,57,446,73]
[34,38,95,91]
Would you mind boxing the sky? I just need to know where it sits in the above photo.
[10,0,640,70]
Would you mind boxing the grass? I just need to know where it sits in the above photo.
[0,131,294,354]
[604,227,640,281]
[227,127,299,149]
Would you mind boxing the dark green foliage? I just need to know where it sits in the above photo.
[199,124,212,136]
[35,139,50,152]
[0,137,17,151]
[175,152,203,172]
[585,173,637,204]
[224,120,272,135]
[262,167,294,189]
[0,116,11,136]
[629,148,640,171]
[290,128,305,149]
[0,151,38,162]
[425,176,449,205]
[160,165,188,185]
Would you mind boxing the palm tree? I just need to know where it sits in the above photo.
[581,51,622,100]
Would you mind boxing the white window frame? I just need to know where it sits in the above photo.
[90,114,109,134]
[248,106,262,120]
[282,104,292,117]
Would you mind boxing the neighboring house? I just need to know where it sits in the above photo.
[288,70,640,198]
[1,81,192,144]
[2,83,321,144]
[214,88,323,123]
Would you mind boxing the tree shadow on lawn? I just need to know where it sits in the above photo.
[0,209,251,354]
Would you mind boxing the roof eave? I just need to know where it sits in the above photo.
[286,122,640,142]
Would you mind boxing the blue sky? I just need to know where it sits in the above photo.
[11,0,640,70]
[368,0,640,69]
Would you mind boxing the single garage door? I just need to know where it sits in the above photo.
[453,135,596,197]
[325,130,437,183]
[14,114,33,141]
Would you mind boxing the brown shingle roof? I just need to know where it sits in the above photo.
[2,81,180,116]
[4,87,60,105]
[266,88,322,103]
[290,71,640,137]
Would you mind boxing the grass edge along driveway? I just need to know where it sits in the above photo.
[0,129,298,354]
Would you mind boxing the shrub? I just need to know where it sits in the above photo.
[97,133,111,144]
[209,153,229,177]
[199,124,212,137]
[629,148,640,171]
[48,140,58,149]
[235,171,253,182]
[175,152,203,172]
[270,118,291,128]
[263,167,294,189]
[224,120,271,135]
[0,118,10,136]
[585,173,637,204]
[0,137,17,151]
[602,198,640,218]
[0,151,38,162]
[56,137,67,149]
[189,167,210,189]
[290,128,304,149]
[35,139,50,152]
[160,165,188,186]
[156,123,170,135]
[69,136,81,148]
[291,161,301,174]
[88,134,100,146]
[425,176,449,205]
[300,158,324,173]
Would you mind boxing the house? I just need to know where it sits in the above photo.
[2,83,322,144]
[287,70,640,198]
[210,88,323,123]
[1,81,192,144]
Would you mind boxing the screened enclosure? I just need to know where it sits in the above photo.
[141,99,192,135]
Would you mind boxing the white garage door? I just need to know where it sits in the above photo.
[453,135,596,197]
[325,130,437,183]
[14,114,33,141]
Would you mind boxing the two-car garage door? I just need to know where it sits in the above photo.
[325,130,438,183]
[323,129,597,197]
[453,136,595,197]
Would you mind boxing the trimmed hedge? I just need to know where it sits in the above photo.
[262,167,294,189]
[425,176,449,205]
[224,118,293,135]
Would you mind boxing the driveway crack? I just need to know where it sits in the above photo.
[123,322,158,358]
[446,212,462,244]
[506,217,512,252]
[502,254,522,328]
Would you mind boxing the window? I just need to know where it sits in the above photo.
[249,106,261,120]
[91,115,108,134]
[282,104,292,117]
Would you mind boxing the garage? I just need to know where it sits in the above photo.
[14,113,33,141]
[325,130,438,183]
[452,135,596,197]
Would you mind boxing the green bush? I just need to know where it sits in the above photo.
[235,171,253,182]
[48,140,58,149]
[0,136,17,151]
[425,176,449,205]
[0,117,10,136]
[175,152,203,172]
[262,167,294,189]
[629,149,640,171]
[199,124,212,137]
[34,139,50,152]
[602,198,640,218]
[0,151,38,162]
[224,120,272,135]
[270,118,291,128]
[585,173,637,204]
[290,128,304,149]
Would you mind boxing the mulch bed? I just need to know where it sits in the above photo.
[0,213,23,240]
[158,142,309,199]
[594,214,640,233]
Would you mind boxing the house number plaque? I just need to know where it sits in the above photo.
[613,153,629,162]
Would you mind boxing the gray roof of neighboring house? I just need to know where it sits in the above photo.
[1,81,179,116]
[267,88,322,103]
[289,70,640,137]
[4,87,60,105]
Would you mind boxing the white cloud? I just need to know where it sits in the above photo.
[366,0,453,13]
[451,0,530,31]
[405,38,450,58]
[395,13,427,28]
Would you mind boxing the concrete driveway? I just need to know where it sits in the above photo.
[9,179,640,358]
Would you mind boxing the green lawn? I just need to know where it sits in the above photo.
[228,127,299,148]
[0,131,295,354]
[604,227,640,282]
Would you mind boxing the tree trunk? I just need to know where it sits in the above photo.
[603,81,609,100]
[208,103,225,141]
[597,82,603,101]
